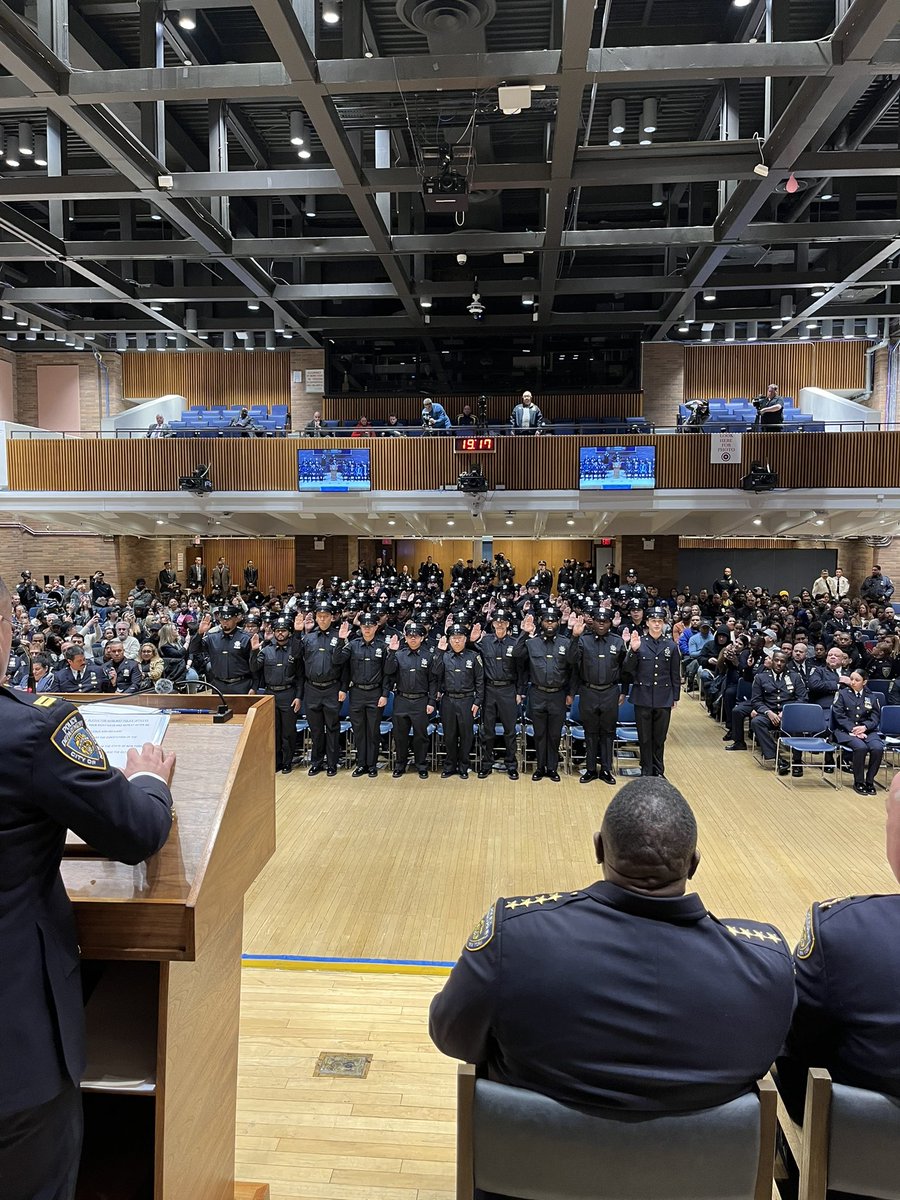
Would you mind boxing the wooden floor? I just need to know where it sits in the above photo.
[237,697,897,1199]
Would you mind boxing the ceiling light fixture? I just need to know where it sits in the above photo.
[290,111,306,146]
[607,115,621,148]
[33,133,47,167]
[222,331,234,351]
[420,295,432,309]
[702,287,715,302]
[18,121,33,157]
[244,332,255,349]
[176,334,187,351]
[677,321,690,333]
[447,517,455,526]
[155,332,166,350]
[387,516,396,526]
[651,183,664,207]
[177,8,196,29]
[265,331,276,350]
[752,517,762,525]
[867,316,879,338]
[780,294,794,319]
[806,320,818,329]
[566,515,575,526]
[1,306,12,322]
[610,98,626,135]
[821,319,833,339]
[321,0,341,23]
[521,293,534,306]
[116,332,128,351]
[15,312,27,327]
[136,332,148,351]
[185,307,198,332]
[820,179,834,200]
[247,298,260,311]
[4,133,20,168]
[725,320,736,342]
[842,319,854,339]
[642,97,657,134]
[811,287,825,297]
[298,146,312,160]
[746,319,758,342]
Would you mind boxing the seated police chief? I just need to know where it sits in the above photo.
[0,575,176,1200]
[778,771,900,1121]
[430,778,795,1129]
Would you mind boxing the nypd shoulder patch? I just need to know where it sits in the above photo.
[465,904,496,952]
[795,906,816,960]
[51,712,108,772]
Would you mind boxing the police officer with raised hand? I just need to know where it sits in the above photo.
[334,612,388,779]
[469,609,522,781]
[569,603,625,785]
[433,622,484,780]
[251,617,302,774]
[623,605,680,778]
[0,574,175,1200]
[192,603,254,694]
[514,606,572,782]
[299,600,349,777]
[384,621,437,780]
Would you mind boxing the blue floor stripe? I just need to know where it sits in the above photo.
[242,952,455,968]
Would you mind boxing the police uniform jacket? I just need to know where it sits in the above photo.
[513,633,573,692]
[300,627,346,687]
[430,881,796,1114]
[53,662,113,694]
[192,627,254,684]
[111,658,142,692]
[333,634,389,698]
[569,630,625,690]
[831,686,882,739]
[598,573,619,593]
[779,894,900,1119]
[623,635,680,708]
[808,665,841,709]
[749,667,808,714]
[473,633,523,690]
[384,644,438,704]
[0,688,172,1117]
[433,647,485,705]
[252,639,302,698]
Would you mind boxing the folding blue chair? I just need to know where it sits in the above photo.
[776,703,839,788]
[567,694,586,774]
[880,705,900,783]
[378,691,395,767]
[614,696,640,776]
[868,679,892,699]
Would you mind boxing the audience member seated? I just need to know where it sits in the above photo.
[421,398,451,433]
[302,410,332,437]
[53,644,112,693]
[130,642,166,692]
[379,414,406,437]
[230,407,258,436]
[456,404,476,426]
[509,390,544,434]
[147,413,171,438]
[831,667,884,794]
[351,417,373,437]
[778,772,900,1121]
[429,779,795,1125]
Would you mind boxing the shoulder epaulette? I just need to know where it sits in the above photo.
[716,916,790,953]
[502,890,585,917]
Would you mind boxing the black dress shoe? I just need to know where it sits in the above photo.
[458,769,469,780]
[866,783,878,795]
[351,766,367,778]
[280,765,292,775]
[726,744,747,751]
[579,771,598,785]
[531,769,545,782]
[418,769,429,780]
[547,771,561,783]
[477,768,492,779]
[507,769,519,780]
[824,765,835,774]
[854,782,869,795]
[792,765,804,778]
[368,768,378,778]
[326,767,337,777]
[308,764,323,777]
[392,767,406,778]
[441,768,456,779]
[599,769,616,785]
[777,764,790,776]
[722,732,734,742]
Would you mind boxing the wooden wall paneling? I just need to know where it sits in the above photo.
[9,431,900,493]
[491,539,593,581]
[389,539,479,575]
[122,352,291,408]
[321,392,643,425]
[185,538,296,593]
[683,341,868,400]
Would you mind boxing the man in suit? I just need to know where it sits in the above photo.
[0,574,176,1200]
[187,555,207,595]
[211,557,231,596]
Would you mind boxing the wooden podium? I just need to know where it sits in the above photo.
[61,694,276,1200]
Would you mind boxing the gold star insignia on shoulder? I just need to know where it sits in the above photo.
[545,892,563,902]
[762,931,782,944]
[505,898,527,911]
[819,895,854,910]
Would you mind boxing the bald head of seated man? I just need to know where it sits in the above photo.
[778,772,900,1120]
[429,777,796,1120]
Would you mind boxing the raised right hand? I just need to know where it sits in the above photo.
[198,614,211,636]
[629,631,641,651]
[250,633,261,651]
[388,634,400,651]
[124,742,176,787]
[521,613,535,635]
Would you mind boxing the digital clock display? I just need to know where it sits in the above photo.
[454,435,497,454]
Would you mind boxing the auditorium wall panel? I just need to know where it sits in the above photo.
[491,539,593,582]
[122,351,291,408]
[187,538,296,593]
[295,535,354,585]
[321,393,643,425]
[9,431,900,492]
[683,340,869,400]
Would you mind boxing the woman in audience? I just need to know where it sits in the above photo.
[130,642,166,692]
[157,623,189,683]
[351,416,373,437]
[832,667,885,794]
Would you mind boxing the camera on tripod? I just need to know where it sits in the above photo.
[457,466,488,494]
[178,464,213,495]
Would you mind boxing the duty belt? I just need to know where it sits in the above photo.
[398,691,426,699]
[444,692,475,698]
[487,680,514,687]
[219,676,251,684]
[534,685,565,693]
[269,685,294,693]
[308,679,337,688]
[585,682,617,691]
[352,683,381,690]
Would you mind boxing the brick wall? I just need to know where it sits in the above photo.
[866,346,888,420]
[0,526,172,598]
[872,539,900,588]
[295,534,353,585]
[290,348,326,429]
[619,534,679,593]
[0,348,17,420]
[14,352,124,430]
[640,342,684,427]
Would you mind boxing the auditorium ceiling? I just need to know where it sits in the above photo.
[0,0,900,353]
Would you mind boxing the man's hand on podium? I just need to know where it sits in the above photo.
[124,742,176,787]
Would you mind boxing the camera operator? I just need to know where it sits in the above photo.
[683,398,710,431]
[421,398,451,433]
[751,384,784,431]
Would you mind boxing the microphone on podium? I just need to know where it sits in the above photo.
[170,678,234,723]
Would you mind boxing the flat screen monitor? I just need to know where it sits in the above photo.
[298,448,372,492]
[579,445,656,490]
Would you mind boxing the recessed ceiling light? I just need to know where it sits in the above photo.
[752,517,762,526]
[447,517,455,526]
[387,517,396,526]
[815,519,825,526]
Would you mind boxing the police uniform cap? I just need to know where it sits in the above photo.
[316,600,335,614]
[595,608,612,622]
[359,612,378,626]
[272,617,292,631]
[448,623,468,637]
[404,621,426,637]
[629,598,645,612]
[647,606,668,619]
[542,606,561,622]
[491,609,511,623]
[219,603,243,619]
[626,568,636,576]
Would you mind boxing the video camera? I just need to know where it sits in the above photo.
[178,464,213,495]
[457,466,488,494]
